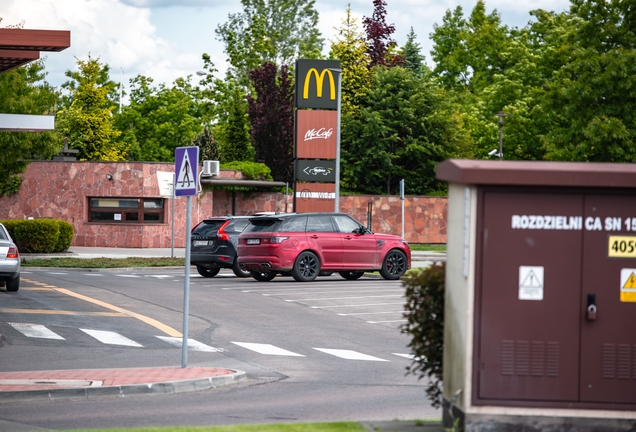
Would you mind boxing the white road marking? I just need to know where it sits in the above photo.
[393,353,415,359]
[337,311,404,316]
[46,272,68,275]
[80,329,143,347]
[367,319,408,324]
[9,322,65,340]
[313,348,389,361]
[310,302,405,309]
[116,275,141,278]
[156,336,225,352]
[232,342,305,357]
[286,294,403,302]
[83,274,104,276]
[145,275,172,279]
[262,289,403,296]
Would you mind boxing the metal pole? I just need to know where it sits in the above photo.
[182,195,193,368]
[496,111,506,161]
[498,120,503,161]
[285,182,289,212]
[171,173,175,258]
[400,179,405,239]
[333,69,342,212]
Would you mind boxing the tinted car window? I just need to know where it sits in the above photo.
[279,216,307,232]
[227,219,250,233]
[333,215,362,233]
[0,227,7,240]
[306,215,336,232]
[192,220,225,236]
[244,218,282,233]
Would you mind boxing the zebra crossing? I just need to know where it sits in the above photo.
[4,322,412,361]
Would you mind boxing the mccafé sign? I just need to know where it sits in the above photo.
[295,59,340,109]
[295,110,337,159]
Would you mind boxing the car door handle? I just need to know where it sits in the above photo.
[310,235,319,239]
[344,236,353,240]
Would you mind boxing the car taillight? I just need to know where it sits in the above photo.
[217,220,231,241]
[269,236,289,244]
[7,247,18,259]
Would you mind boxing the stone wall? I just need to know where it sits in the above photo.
[0,161,447,247]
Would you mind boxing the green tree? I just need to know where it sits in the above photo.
[247,62,294,182]
[0,60,60,196]
[194,125,221,162]
[328,4,372,115]
[113,75,203,161]
[341,67,465,195]
[216,82,254,162]
[541,0,636,162]
[401,27,428,77]
[56,55,126,161]
[216,0,323,87]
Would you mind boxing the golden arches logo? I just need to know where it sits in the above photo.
[302,68,336,100]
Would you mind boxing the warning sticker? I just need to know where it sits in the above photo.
[619,268,636,302]
[519,266,544,301]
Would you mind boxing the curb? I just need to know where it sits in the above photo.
[0,370,246,404]
[20,265,194,273]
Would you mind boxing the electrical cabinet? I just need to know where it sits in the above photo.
[477,189,636,405]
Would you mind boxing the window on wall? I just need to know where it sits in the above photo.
[88,198,165,223]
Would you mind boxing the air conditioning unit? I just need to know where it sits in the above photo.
[202,160,220,177]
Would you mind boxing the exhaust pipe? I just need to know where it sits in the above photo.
[261,263,272,268]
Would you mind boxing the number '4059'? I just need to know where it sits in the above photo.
[612,239,635,254]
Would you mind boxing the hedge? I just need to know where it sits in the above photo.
[400,262,445,408]
[0,219,74,253]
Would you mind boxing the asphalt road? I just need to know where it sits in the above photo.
[0,268,440,430]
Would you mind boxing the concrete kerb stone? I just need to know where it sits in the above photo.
[0,370,247,404]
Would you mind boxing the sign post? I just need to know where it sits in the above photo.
[174,146,199,368]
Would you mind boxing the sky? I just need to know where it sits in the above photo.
[1,0,571,94]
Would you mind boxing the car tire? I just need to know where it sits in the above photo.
[250,271,276,281]
[196,265,221,278]
[339,271,364,280]
[291,251,320,282]
[380,249,408,280]
[6,276,19,292]
[232,259,251,278]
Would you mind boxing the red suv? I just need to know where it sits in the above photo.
[237,212,411,282]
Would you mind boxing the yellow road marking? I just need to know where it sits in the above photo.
[0,309,126,317]
[19,278,182,337]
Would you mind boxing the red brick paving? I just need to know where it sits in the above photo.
[0,367,234,392]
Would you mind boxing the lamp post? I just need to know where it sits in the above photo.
[328,68,342,212]
[496,111,506,161]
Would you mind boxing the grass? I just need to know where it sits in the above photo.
[21,257,185,268]
[409,244,446,252]
[71,423,368,432]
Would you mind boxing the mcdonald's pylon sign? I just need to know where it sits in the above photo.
[295,59,340,109]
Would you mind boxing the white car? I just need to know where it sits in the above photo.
[0,223,20,292]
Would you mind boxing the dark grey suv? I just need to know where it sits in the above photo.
[190,216,252,278]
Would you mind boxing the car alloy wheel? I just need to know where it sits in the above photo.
[380,249,407,280]
[196,265,221,278]
[291,251,320,282]
[339,271,364,280]
[232,259,251,278]
[250,271,276,281]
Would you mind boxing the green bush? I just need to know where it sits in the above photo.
[401,263,445,408]
[1,219,74,253]
[221,161,273,181]
[54,220,74,252]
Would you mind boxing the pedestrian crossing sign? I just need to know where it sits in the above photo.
[174,146,199,196]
